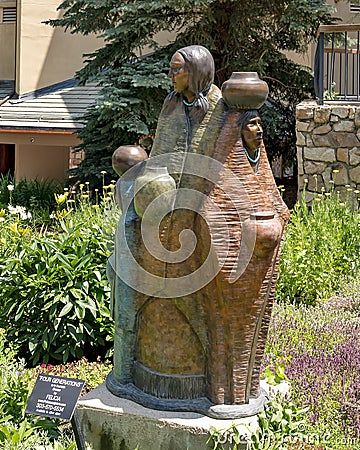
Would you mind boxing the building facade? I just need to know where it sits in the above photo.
[0,0,102,181]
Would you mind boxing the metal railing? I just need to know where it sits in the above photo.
[315,24,360,104]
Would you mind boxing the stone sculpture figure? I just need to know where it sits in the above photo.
[107,145,148,384]
[106,47,289,419]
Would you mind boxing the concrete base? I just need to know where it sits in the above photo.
[76,383,260,450]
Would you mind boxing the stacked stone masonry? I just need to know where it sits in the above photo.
[69,149,85,170]
[296,100,360,203]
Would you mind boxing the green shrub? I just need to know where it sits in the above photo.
[0,330,30,424]
[276,183,360,305]
[0,172,15,206]
[0,420,91,450]
[13,178,61,213]
[207,398,308,450]
[250,399,309,450]
[0,202,118,366]
[0,174,62,223]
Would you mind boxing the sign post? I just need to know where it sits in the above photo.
[26,374,86,450]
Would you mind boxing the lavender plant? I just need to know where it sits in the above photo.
[264,300,360,447]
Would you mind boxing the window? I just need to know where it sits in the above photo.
[350,3,360,13]
[2,7,16,23]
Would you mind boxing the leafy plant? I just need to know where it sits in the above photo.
[0,362,30,424]
[0,174,61,223]
[276,182,360,305]
[207,399,308,450]
[0,421,88,450]
[12,178,62,214]
[0,420,47,449]
[208,422,248,450]
[262,357,289,386]
[0,204,118,365]
[324,81,339,100]
[0,330,30,424]
[250,399,309,450]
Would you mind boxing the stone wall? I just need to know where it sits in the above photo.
[296,100,360,202]
[69,148,85,171]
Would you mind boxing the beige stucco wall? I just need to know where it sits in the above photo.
[15,144,70,181]
[0,0,16,79]
[0,23,15,79]
[330,0,360,24]
[283,1,360,70]
[0,130,81,181]
[16,0,103,95]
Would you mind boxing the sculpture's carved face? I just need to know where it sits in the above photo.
[242,116,263,151]
[168,52,195,101]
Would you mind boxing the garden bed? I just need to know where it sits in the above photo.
[0,173,359,449]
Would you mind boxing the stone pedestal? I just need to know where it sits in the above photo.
[76,383,260,450]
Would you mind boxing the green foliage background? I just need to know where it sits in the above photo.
[0,200,119,366]
[48,0,342,187]
[276,185,360,305]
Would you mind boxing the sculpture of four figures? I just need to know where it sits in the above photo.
[106,45,289,418]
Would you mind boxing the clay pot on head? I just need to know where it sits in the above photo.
[112,145,148,176]
[242,211,282,258]
[134,165,176,220]
[221,72,269,111]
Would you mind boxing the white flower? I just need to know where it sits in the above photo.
[8,205,27,217]
[18,210,32,220]
[7,185,14,191]
[20,211,29,220]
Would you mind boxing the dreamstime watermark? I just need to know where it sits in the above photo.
[112,152,258,298]
[213,423,359,449]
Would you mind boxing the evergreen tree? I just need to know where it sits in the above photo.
[50,0,341,187]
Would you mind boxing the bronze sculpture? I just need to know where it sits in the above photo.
[106,45,289,418]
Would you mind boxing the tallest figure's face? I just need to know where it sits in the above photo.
[168,52,191,95]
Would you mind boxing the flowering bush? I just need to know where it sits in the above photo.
[29,358,112,394]
[276,180,360,305]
